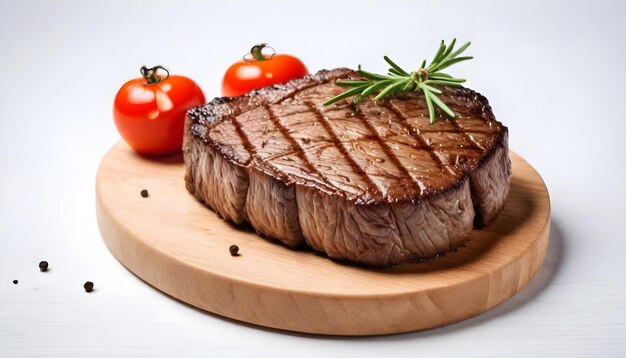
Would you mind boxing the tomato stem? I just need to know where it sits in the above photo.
[140,65,169,85]
[249,43,275,61]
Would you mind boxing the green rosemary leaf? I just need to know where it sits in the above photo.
[437,38,457,63]
[431,56,473,72]
[429,73,453,79]
[402,80,415,92]
[323,39,472,123]
[323,85,368,106]
[357,68,391,81]
[425,79,465,87]
[448,41,471,60]
[361,79,395,97]
[384,56,410,76]
[429,92,456,118]
[374,79,410,100]
[335,80,371,87]
[422,83,442,94]
[428,74,463,81]
[423,87,436,124]
[388,68,405,77]
[431,40,446,64]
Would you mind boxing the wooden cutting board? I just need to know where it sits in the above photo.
[96,141,550,336]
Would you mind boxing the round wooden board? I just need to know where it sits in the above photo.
[96,141,550,336]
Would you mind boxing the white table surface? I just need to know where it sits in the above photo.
[1,0,625,356]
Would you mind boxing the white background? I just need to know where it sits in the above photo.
[1,0,625,356]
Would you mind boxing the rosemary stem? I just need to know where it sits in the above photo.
[323,39,472,124]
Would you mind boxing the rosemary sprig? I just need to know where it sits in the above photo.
[323,39,472,123]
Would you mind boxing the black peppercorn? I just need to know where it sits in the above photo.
[39,260,49,272]
[140,189,149,198]
[83,281,94,292]
[229,244,239,256]
[12,280,18,284]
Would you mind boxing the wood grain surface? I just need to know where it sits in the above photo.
[95,141,550,336]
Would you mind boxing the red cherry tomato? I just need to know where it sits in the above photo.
[113,66,205,155]
[222,43,308,97]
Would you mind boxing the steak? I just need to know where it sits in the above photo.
[183,68,511,267]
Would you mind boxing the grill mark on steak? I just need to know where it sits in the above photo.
[259,149,299,162]
[351,106,424,196]
[232,116,255,164]
[264,105,337,190]
[383,102,457,176]
[449,119,485,150]
[304,101,383,198]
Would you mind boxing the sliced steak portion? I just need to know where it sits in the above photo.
[184,68,511,267]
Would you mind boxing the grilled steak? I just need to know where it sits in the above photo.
[184,68,511,267]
